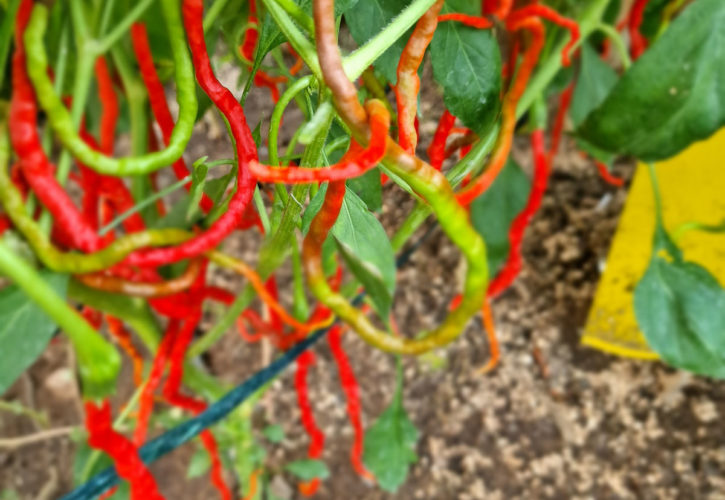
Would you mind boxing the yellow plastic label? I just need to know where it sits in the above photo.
[582,128,725,360]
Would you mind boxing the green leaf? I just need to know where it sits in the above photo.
[345,0,411,83]
[302,187,395,316]
[640,0,671,38]
[187,446,212,479]
[262,424,285,443]
[363,388,419,492]
[285,459,330,481]
[570,43,619,127]
[0,272,68,395]
[332,190,396,319]
[470,159,531,275]
[577,0,725,161]
[346,168,382,212]
[430,0,501,134]
[634,255,725,378]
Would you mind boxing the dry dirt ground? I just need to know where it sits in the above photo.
[2,74,725,500]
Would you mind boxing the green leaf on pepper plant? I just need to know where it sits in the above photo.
[332,190,396,319]
[577,0,725,161]
[640,0,671,39]
[570,43,619,128]
[430,0,501,134]
[0,271,68,395]
[302,186,395,314]
[363,383,419,492]
[347,168,382,212]
[285,459,330,481]
[470,158,531,276]
[345,0,411,84]
[634,231,725,378]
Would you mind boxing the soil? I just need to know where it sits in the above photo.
[2,69,725,500]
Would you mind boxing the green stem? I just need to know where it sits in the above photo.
[202,0,233,32]
[273,0,315,34]
[594,22,631,69]
[269,76,313,166]
[95,0,155,54]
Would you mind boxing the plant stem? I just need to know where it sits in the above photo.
[95,0,155,54]
[202,0,233,32]
[595,22,631,69]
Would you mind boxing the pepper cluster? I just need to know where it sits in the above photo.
[1,0,647,497]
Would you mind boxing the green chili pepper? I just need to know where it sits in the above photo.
[0,149,190,273]
[23,1,197,176]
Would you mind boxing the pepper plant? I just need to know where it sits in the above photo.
[0,0,723,497]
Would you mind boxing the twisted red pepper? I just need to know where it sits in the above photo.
[295,349,325,496]
[123,0,258,268]
[427,110,457,170]
[10,0,102,252]
[328,325,374,482]
[249,101,389,183]
[395,0,445,154]
[487,129,550,298]
[85,400,164,500]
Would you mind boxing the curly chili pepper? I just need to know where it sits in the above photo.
[85,400,164,500]
[427,110,457,170]
[310,0,489,355]
[10,0,102,252]
[23,1,197,176]
[295,350,325,496]
[130,22,214,212]
[120,0,258,268]
[488,129,550,298]
[250,100,389,183]
[395,0,445,154]
[327,326,374,482]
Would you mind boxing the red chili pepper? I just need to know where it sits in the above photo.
[249,102,389,183]
[130,22,215,212]
[327,325,374,482]
[10,0,102,252]
[507,6,580,66]
[425,112,457,172]
[487,129,550,298]
[134,319,179,445]
[594,160,625,187]
[548,82,575,163]
[395,0,444,155]
[295,350,325,496]
[85,400,164,500]
[123,0,258,268]
[628,0,650,60]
